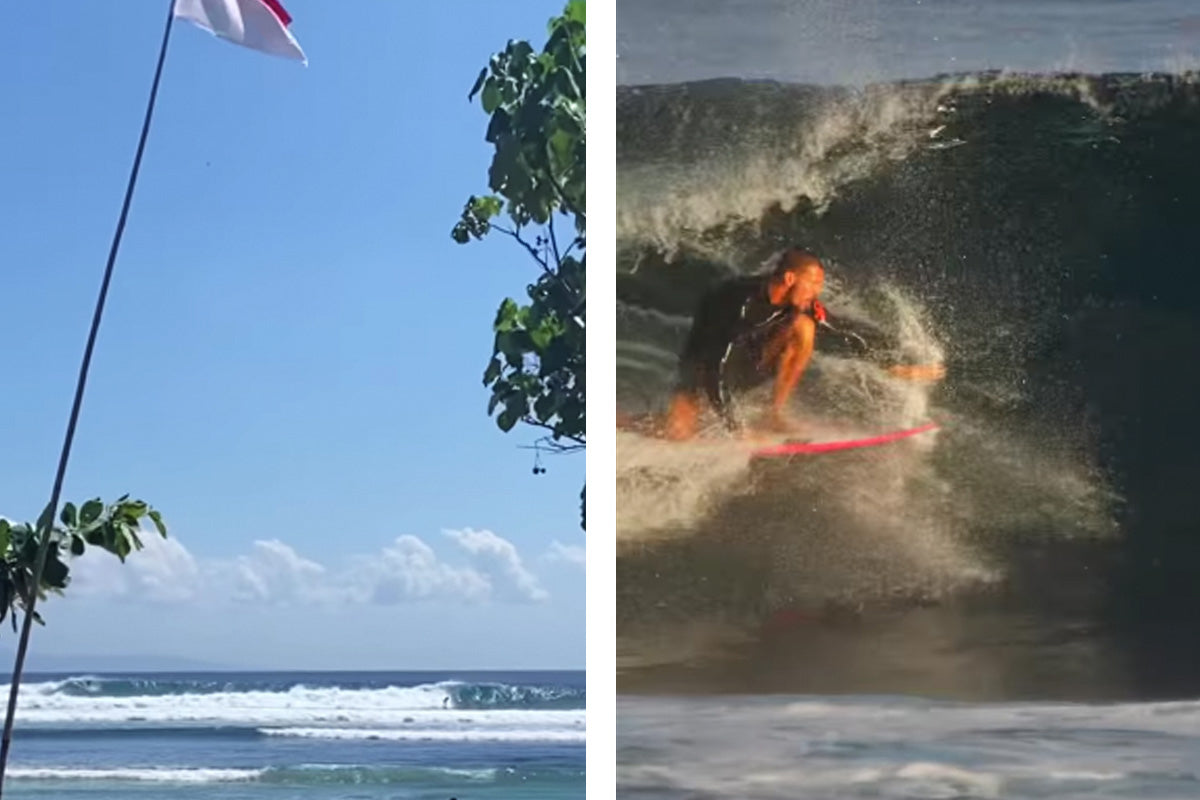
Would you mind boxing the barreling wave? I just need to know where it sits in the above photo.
[618,71,1200,255]
[616,69,1200,658]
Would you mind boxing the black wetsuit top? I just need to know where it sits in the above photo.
[677,275,883,430]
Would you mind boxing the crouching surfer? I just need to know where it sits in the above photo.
[642,247,944,441]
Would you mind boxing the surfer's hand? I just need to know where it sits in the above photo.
[888,363,946,382]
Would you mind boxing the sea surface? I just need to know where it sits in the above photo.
[619,694,1200,799]
[0,670,584,800]
[617,1,1200,797]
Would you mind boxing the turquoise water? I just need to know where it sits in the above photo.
[0,671,584,799]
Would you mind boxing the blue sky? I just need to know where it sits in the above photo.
[0,0,584,670]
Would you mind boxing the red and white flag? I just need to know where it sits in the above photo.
[175,0,306,64]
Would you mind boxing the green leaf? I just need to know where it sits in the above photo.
[70,535,85,557]
[509,39,534,66]
[469,194,503,222]
[485,109,511,144]
[565,0,586,25]
[148,509,167,538]
[534,393,557,422]
[0,520,10,555]
[483,357,503,386]
[60,502,78,528]
[468,66,488,101]
[41,555,69,589]
[121,500,148,516]
[487,385,505,416]
[481,79,501,114]
[80,499,104,526]
[493,298,522,332]
[529,320,555,351]
[497,405,523,432]
[113,530,131,562]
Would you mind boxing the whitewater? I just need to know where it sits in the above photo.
[0,671,584,800]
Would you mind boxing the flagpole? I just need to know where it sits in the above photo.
[0,0,179,790]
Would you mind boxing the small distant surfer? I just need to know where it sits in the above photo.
[654,247,945,440]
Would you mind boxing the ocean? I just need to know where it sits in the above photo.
[618,695,1200,799]
[0,670,584,799]
[617,0,1200,797]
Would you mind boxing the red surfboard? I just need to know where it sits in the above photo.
[751,421,939,458]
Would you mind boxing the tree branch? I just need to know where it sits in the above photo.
[548,216,562,266]
[520,416,586,447]
[519,436,586,455]
[561,233,581,263]
[492,224,549,273]
[545,161,583,223]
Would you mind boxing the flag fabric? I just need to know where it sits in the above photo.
[175,0,306,64]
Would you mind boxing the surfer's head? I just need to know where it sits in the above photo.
[769,247,825,307]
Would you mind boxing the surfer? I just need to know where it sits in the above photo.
[660,248,945,440]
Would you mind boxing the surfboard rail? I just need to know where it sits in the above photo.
[751,421,940,457]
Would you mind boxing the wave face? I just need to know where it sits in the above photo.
[616,72,1200,696]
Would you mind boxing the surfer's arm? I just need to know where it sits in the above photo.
[819,311,945,380]
[887,363,947,381]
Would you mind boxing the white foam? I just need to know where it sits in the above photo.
[1049,770,1125,782]
[617,430,757,541]
[617,83,953,255]
[894,762,1002,797]
[261,727,586,743]
[620,696,1200,799]
[7,767,262,783]
[3,680,584,730]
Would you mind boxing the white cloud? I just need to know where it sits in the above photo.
[231,539,327,604]
[66,527,551,607]
[358,535,492,604]
[69,533,201,603]
[543,540,586,566]
[444,528,548,602]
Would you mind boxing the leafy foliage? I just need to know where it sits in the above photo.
[453,1,586,465]
[0,496,167,632]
